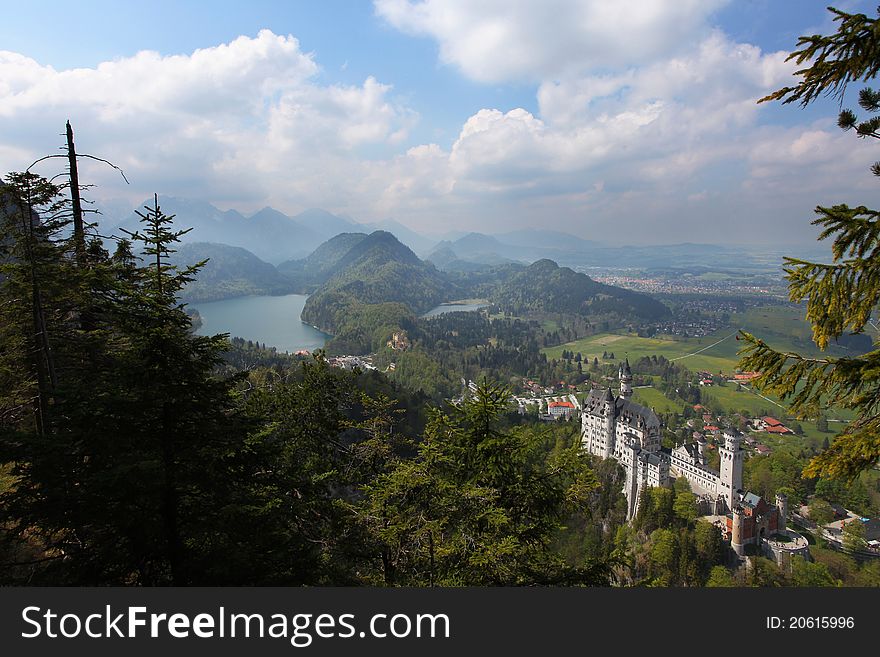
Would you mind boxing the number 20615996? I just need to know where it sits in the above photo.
[766,617,854,630]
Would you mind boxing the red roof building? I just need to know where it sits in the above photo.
[548,400,576,419]
[766,425,793,435]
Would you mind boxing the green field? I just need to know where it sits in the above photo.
[544,332,740,374]
[544,304,863,375]
[631,387,686,414]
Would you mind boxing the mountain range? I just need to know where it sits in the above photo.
[107,197,448,265]
[288,231,669,353]
[105,196,805,272]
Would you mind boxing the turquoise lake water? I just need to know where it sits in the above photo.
[190,295,489,352]
[190,294,329,353]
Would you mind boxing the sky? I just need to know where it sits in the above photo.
[2,0,880,246]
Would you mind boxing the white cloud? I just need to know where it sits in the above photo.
[365,20,880,243]
[3,5,879,246]
[0,31,414,211]
[375,0,729,83]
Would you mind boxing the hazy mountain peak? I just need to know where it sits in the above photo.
[249,206,292,221]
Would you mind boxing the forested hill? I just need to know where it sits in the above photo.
[301,231,456,351]
[171,242,295,303]
[475,259,670,320]
[277,232,368,291]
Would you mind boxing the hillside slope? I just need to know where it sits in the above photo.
[476,259,670,320]
[171,242,295,303]
[277,232,368,290]
[301,231,456,353]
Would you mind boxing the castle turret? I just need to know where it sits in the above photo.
[718,429,744,510]
[731,506,746,556]
[602,387,615,458]
[696,434,707,466]
[624,438,641,520]
[775,492,788,532]
[619,358,633,399]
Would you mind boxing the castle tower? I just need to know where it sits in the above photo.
[775,492,788,532]
[731,506,746,556]
[718,429,744,510]
[696,435,707,466]
[602,387,615,458]
[624,440,641,520]
[619,358,633,399]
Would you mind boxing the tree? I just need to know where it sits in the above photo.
[705,565,735,587]
[842,519,868,553]
[791,556,838,587]
[852,559,880,585]
[0,188,254,585]
[648,529,678,586]
[364,380,610,585]
[740,6,880,481]
[744,556,788,587]
[694,520,725,580]
[673,489,698,526]
[808,498,835,526]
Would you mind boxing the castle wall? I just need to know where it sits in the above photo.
[668,451,721,496]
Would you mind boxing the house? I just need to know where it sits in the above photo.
[754,444,771,455]
[759,416,794,435]
[548,400,576,419]
[767,425,794,435]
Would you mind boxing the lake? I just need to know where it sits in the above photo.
[190,294,329,353]
[422,301,490,318]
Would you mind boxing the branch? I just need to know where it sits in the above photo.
[26,153,129,184]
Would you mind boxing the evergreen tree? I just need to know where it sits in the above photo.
[0,189,250,585]
[741,6,880,480]
[363,380,609,585]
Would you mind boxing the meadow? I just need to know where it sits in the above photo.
[544,304,867,375]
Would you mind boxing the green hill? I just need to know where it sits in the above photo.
[277,232,368,290]
[172,242,295,303]
[301,231,456,353]
[480,259,670,320]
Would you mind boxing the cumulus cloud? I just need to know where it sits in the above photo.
[367,11,880,243]
[3,4,879,246]
[0,30,414,211]
[375,0,729,83]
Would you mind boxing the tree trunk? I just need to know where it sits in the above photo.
[66,121,86,265]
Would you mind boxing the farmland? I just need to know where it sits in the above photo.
[543,304,869,375]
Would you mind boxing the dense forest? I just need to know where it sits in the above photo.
[0,172,624,586]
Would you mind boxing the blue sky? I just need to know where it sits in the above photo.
[2,0,879,245]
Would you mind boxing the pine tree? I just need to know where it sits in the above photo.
[740,6,880,480]
[0,186,252,585]
[364,380,609,586]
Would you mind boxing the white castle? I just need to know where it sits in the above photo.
[580,360,744,520]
